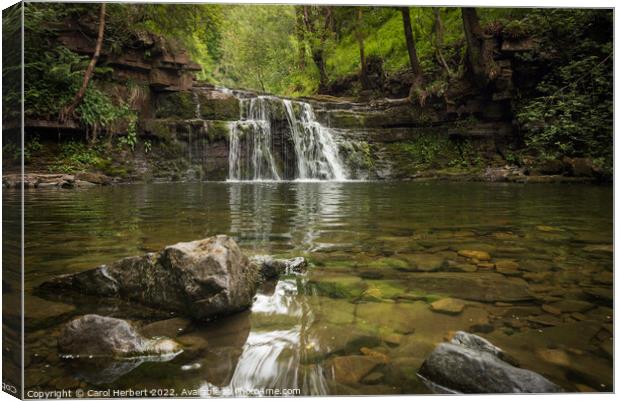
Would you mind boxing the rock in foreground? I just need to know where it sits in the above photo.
[39,235,260,320]
[418,331,563,393]
[58,314,181,358]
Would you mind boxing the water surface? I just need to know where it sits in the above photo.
[5,181,613,394]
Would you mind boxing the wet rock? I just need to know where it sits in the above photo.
[541,304,562,316]
[308,273,366,299]
[360,347,390,364]
[536,349,570,367]
[458,250,491,261]
[418,331,563,393]
[582,244,613,253]
[527,315,563,327]
[328,355,381,384]
[368,257,409,270]
[447,262,477,272]
[140,317,191,338]
[38,235,260,321]
[58,315,182,358]
[536,225,563,233]
[592,271,613,285]
[401,254,445,272]
[583,287,613,306]
[495,259,520,275]
[430,298,465,315]
[405,272,534,303]
[361,371,384,385]
[382,333,403,346]
[251,255,307,278]
[550,300,595,313]
[74,172,111,185]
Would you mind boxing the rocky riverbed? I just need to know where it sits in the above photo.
[5,181,612,394]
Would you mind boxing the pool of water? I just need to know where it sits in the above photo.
[4,181,613,394]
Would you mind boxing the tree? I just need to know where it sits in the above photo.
[61,3,106,121]
[400,7,424,87]
[432,8,453,77]
[461,7,497,87]
[302,5,332,92]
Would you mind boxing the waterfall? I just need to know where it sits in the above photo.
[225,93,348,181]
[228,97,282,181]
[283,101,346,181]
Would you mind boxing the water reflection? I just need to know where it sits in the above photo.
[203,279,328,395]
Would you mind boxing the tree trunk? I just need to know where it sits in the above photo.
[356,8,367,87]
[432,8,453,77]
[302,6,330,93]
[461,7,497,87]
[313,51,329,92]
[61,4,107,122]
[295,6,306,69]
[400,7,423,83]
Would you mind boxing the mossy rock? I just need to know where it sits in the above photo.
[361,280,407,302]
[308,273,367,299]
[205,120,231,142]
[142,119,177,142]
[199,97,240,121]
[326,110,368,129]
[155,92,196,119]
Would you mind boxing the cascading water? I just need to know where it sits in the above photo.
[225,92,348,181]
[228,97,282,181]
[283,100,347,181]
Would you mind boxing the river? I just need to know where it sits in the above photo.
[3,180,613,394]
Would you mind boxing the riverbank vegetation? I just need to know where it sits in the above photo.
[3,3,613,176]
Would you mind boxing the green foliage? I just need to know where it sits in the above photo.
[515,9,612,171]
[49,141,109,173]
[215,5,302,94]
[391,136,482,170]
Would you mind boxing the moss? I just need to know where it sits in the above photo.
[206,120,231,142]
[308,274,367,299]
[326,110,367,129]
[155,92,196,119]
[199,97,240,121]
[142,119,176,142]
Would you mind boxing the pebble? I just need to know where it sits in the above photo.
[458,250,491,261]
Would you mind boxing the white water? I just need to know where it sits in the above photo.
[283,100,347,181]
[224,93,348,182]
[228,98,282,181]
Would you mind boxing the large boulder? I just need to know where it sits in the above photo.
[39,235,261,321]
[418,331,563,393]
[58,314,181,358]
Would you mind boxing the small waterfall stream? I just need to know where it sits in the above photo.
[228,98,283,181]
[223,91,348,181]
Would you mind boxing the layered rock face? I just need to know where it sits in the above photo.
[39,235,261,320]
[418,331,563,393]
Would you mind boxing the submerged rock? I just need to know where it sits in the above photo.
[430,298,465,315]
[405,272,534,303]
[251,255,307,278]
[58,314,182,358]
[418,331,563,393]
[39,235,260,320]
